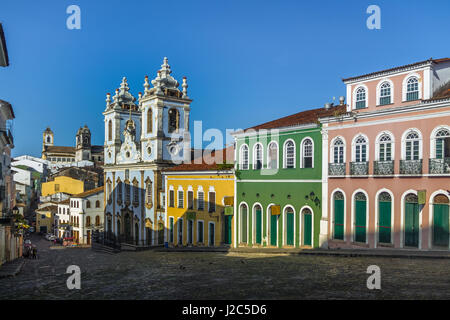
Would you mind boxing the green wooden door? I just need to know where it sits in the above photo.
[433,204,449,247]
[355,200,366,243]
[303,212,312,246]
[270,214,278,246]
[405,202,419,247]
[255,208,262,244]
[334,199,344,240]
[286,211,294,246]
[241,207,247,243]
[224,215,232,245]
[378,201,391,244]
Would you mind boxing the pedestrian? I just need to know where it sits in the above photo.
[32,247,37,259]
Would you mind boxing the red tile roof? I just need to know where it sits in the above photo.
[243,105,346,132]
[72,186,104,198]
[164,146,234,172]
[45,146,76,154]
[342,58,450,82]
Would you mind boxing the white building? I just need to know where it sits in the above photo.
[68,186,104,245]
[56,199,71,239]
[103,57,192,246]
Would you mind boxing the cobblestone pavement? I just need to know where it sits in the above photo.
[0,234,449,299]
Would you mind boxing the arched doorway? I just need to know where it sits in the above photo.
[240,204,248,244]
[158,222,165,245]
[269,205,279,247]
[124,213,131,242]
[404,193,419,247]
[135,223,139,245]
[254,204,262,245]
[285,207,294,246]
[301,207,312,246]
[333,192,344,240]
[378,192,392,244]
[432,194,449,247]
[354,192,367,243]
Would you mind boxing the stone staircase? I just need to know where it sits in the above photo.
[91,242,120,254]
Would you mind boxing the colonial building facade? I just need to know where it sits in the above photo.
[162,147,234,247]
[103,58,192,246]
[232,106,343,249]
[321,58,450,251]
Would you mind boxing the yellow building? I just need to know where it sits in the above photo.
[41,176,84,197]
[162,148,235,247]
[36,205,58,234]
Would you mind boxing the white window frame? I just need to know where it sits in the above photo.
[430,126,450,159]
[375,131,395,161]
[331,136,346,164]
[401,128,422,160]
[208,188,216,213]
[376,79,394,106]
[208,221,215,246]
[239,144,249,170]
[252,143,263,170]
[300,137,314,168]
[351,134,369,162]
[197,186,204,211]
[197,220,204,244]
[267,141,279,169]
[402,73,422,102]
[353,84,368,110]
[177,186,184,209]
[283,139,296,169]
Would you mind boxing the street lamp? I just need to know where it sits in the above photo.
[12,206,19,216]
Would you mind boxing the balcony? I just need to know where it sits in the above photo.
[374,160,394,176]
[350,162,369,176]
[328,163,346,176]
[429,158,450,175]
[399,159,422,175]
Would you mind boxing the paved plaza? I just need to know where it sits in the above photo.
[0,235,448,300]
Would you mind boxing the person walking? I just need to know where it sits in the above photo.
[32,246,37,259]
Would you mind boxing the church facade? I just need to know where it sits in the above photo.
[103,57,192,246]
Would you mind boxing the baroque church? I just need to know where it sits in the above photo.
[42,125,104,164]
[103,57,191,246]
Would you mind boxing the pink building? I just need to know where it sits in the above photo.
[320,58,450,251]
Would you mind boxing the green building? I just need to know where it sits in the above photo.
[232,106,344,248]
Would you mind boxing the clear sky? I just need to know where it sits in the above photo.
[1,0,450,157]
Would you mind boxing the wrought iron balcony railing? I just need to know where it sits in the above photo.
[429,158,450,174]
[374,160,394,176]
[328,163,346,176]
[350,162,369,176]
[399,159,422,175]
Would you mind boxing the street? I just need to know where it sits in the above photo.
[0,234,449,299]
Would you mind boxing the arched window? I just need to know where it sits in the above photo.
[354,136,367,162]
[333,138,344,163]
[267,142,278,169]
[284,140,295,168]
[117,181,123,203]
[147,108,153,134]
[253,204,262,244]
[379,82,391,105]
[378,134,392,161]
[146,180,152,205]
[95,215,100,226]
[95,200,100,208]
[86,216,91,227]
[86,201,91,209]
[301,138,313,168]
[405,131,420,160]
[168,108,179,133]
[47,136,51,143]
[132,181,138,204]
[240,145,249,170]
[108,120,112,141]
[434,128,450,159]
[406,77,419,101]
[355,87,366,109]
[253,144,263,170]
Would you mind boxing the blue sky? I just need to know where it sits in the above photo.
[1,0,450,157]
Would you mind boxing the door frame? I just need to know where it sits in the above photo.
[283,205,296,247]
[374,188,394,248]
[299,205,314,247]
[252,203,263,245]
[208,221,215,246]
[351,189,369,244]
[331,189,346,241]
[429,190,450,249]
[401,190,421,249]
[267,204,279,247]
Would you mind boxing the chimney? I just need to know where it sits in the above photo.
[339,96,345,105]
[324,103,332,110]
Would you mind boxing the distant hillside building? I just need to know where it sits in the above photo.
[41,125,104,165]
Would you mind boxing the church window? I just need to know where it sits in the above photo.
[147,108,153,134]
[108,120,112,141]
[168,108,179,133]
[86,201,91,209]
[95,200,100,208]
[125,182,131,203]
[117,181,123,202]
[146,181,152,205]
[133,180,139,204]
